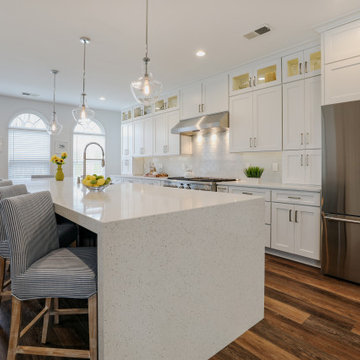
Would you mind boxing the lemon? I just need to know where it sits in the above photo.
[97,178,105,186]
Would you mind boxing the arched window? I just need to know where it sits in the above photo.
[8,113,50,179]
[73,119,106,178]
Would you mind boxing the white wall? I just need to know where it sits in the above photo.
[143,131,282,182]
[0,95,121,179]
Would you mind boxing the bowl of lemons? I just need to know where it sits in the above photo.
[82,174,111,191]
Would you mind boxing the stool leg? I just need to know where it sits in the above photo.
[88,294,98,360]
[41,298,52,344]
[0,256,5,305]
[54,298,59,324]
[7,296,22,360]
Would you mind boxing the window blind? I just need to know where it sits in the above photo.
[8,128,50,179]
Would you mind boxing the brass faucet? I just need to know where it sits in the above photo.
[83,142,105,179]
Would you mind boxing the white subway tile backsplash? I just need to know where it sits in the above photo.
[143,131,282,182]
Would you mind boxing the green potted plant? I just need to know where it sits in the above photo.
[243,166,264,184]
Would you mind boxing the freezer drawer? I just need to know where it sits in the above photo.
[322,214,360,284]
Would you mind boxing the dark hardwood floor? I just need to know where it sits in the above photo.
[0,254,359,359]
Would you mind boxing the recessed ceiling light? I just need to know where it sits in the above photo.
[196,50,206,57]
[99,96,106,101]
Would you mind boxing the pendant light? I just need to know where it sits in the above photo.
[72,37,95,124]
[130,0,162,105]
[46,70,63,135]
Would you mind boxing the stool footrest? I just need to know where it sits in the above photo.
[16,345,90,358]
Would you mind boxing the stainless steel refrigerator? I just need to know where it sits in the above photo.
[321,100,360,284]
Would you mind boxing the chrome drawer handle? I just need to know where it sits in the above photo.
[289,209,292,222]
[242,192,253,195]
[288,196,301,200]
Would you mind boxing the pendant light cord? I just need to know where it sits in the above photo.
[144,0,149,75]
[53,71,56,115]
[82,39,87,104]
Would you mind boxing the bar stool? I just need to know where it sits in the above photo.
[0,184,28,305]
[0,180,13,187]
[0,191,97,360]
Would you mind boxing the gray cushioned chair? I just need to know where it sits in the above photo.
[1,191,97,360]
[0,180,13,187]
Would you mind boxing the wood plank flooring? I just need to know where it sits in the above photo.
[0,254,359,359]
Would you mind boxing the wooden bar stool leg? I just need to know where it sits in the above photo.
[41,298,52,344]
[54,298,59,324]
[7,296,22,360]
[0,256,5,305]
[88,294,98,360]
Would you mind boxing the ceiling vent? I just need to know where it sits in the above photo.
[244,25,271,40]
[22,92,39,97]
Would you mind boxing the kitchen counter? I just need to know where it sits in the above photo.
[21,177,265,360]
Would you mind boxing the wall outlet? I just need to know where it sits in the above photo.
[272,162,279,172]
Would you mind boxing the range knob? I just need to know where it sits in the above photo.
[179,183,184,189]
[186,184,191,189]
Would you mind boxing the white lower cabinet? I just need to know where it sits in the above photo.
[271,202,320,260]
[282,149,321,185]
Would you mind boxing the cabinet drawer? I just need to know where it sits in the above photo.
[228,186,271,201]
[265,224,271,248]
[216,185,229,193]
[272,190,320,206]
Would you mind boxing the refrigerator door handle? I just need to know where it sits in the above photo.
[324,215,360,224]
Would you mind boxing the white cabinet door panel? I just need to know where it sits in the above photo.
[282,51,304,83]
[282,151,305,184]
[253,85,282,151]
[294,205,320,260]
[229,93,253,152]
[271,203,295,253]
[202,73,228,114]
[143,118,153,156]
[283,80,305,150]
[167,111,181,155]
[305,76,321,149]
[133,120,144,157]
[265,224,271,248]
[181,82,202,119]
[324,56,360,105]
[305,150,321,185]
[153,114,167,156]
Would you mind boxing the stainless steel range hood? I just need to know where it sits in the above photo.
[171,111,229,136]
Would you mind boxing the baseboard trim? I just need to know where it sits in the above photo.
[265,247,321,268]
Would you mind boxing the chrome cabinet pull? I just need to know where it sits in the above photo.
[301,154,303,166]
[304,61,308,73]
[295,210,298,223]
[249,137,252,148]
[288,196,301,200]
[242,192,253,195]
[249,76,252,87]
[198,104,201,113]
[306,132,310,144]
[289,209,292,222]
[306,154,309,166]
[253,76,256,87]
[300,133,304,145]
[299,62,302,75]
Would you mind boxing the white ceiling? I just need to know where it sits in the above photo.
[0,0,359,111]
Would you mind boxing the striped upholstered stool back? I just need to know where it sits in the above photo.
[0,184,28,243]
[0,180,13,187]
[0,191,59,278]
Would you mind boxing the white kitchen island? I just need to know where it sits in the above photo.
[23,177,265,360]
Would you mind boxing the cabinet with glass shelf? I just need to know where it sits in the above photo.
[155,92,179,113]
[133,105,144,118]
[282,46,321,83]
[121,107,133,121]
[229,57,281,96]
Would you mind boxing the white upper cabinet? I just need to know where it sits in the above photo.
[229,57,281,96]
[133,118,153,157]
[121,122,133,157]
[252,85,282,151]
[181,81,203,119]
[229,92,253,152]
[155,92,179,113]
[282,46,321,83]
[121,107,133,121]
[323,19,360,64]
[202,73,228,114]
[154,114,168,156]
[322,20,360,105]
[283,76,321,150]
[282,149,321,185]
[180,74,228,120]
[230,85,282,152]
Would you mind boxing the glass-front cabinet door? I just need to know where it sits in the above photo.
[155,98,165,112]
[121,107,132,121]
[229,65,253,96]
[166,94,178,110]
[282,51,304,83]
[304,46,321,78]
[254,58,281,89]
[144,105,153,116]
[133,105,143,118]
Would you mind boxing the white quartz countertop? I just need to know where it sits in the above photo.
[20,177,261,224]
[219,180,321,192]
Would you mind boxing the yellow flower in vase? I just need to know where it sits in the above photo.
[50,153,66,181]
[61,152,68,159]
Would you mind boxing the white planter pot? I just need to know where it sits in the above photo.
[244,177,261,184]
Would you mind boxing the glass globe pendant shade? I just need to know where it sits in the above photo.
[72,98,95,124]
[46,113,63,135]
[130,72,163,106]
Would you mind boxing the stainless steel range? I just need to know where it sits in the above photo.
[163,177,236,192]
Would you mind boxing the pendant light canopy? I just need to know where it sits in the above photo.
[72,37,95,124]
[130,0,162,106]
[46,70,63,136]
